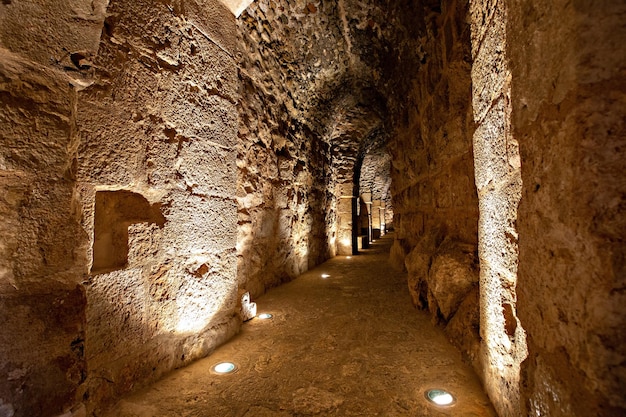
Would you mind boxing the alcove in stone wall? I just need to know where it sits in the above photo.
[92,191,166,274]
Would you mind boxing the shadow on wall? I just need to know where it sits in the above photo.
[84,262,239,416]
[92,190,166,274]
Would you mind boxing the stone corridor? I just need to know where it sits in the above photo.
[105,234,495,417]
[2,0,624,415]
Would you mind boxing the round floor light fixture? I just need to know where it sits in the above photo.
[321,273,330,278]
[212,361,237,374]
[425,389,455,406]
[257,313,273,320]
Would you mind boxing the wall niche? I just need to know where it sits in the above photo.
[91,190,166,274]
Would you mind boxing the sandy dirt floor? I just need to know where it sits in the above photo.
[104,234,496,417]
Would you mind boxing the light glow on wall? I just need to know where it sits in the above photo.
[176,314,208,333]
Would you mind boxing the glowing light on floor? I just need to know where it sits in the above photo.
[212,362,237,374]
[257,313,273,319]
[346,256,352,259]
[321,273,330,278]
[425,389,455,406]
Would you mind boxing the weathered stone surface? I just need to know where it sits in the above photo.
[445,286,481,365]
[428,239,479,320]
[75,1,240,413]
[469,1,528,415]
[1,0,239,415]
[387,0,480,372]
[0,285,86,417]
[0,48,88,417]
[508,0,626,415]
[2,0,624,416]
[0,0,106,68]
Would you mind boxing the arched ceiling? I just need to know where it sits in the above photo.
[236,0,441,148]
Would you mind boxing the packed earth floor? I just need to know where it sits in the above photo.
[105,234,496,417]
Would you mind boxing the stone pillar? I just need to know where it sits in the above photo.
[336,183,355,255]
[360,192,372,244]
[469,1,527,416]
[379,202,386,236]
[371,200,383,239]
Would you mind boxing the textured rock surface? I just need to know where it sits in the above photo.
[1,0,240,415]
[235,0,345,294]
[387,0,481,369]
[469,1,527,415]
[508,0,626,415]
[0,48,88,417]
[75,0,240,414]
[428,239,479,321]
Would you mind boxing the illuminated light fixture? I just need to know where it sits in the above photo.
[257,313,273,320]
[425,389,456,406]
[321,273,330,279]
[346,256,352,259]
[212,362,237,374]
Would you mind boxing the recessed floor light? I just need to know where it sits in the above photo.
[425,389,455,406]
[257,313,273,319]
[346,256,352,259]
[321,273,330,278]
[212,362,237,374]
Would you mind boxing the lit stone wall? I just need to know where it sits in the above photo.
[235,0,358,293]
[469,1,527,415]
[359,147,392,233]
[0,1,105,415]
[0,0,239,415]
[507,0,626,415]
[75,0,239,414]
[388,0,481,366]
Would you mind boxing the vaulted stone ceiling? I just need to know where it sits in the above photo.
[237,0,442,154]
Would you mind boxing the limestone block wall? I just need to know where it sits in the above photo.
[75,0,239,413]
[0,1,105,415]
[507,1,626,415]
[0,51,89,417]
[469,1,528,415]
[1,0,240,415]
[388,0,481,364]
[236,0,351,295]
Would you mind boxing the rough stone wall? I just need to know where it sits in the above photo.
[0,0,240,415]
[507,1,626,416]
[0,1,105,415]
[236,0,357,293]
[388,0,480,364]
[468,0,528,415]
[75,0,239,414]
